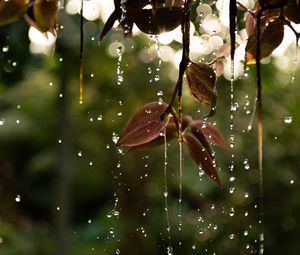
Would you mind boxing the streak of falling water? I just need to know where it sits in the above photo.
[117,46,124,86]
[119,0,127,24]
[291,40,299,84]
[154,35,162,82]
[229,62,235,173]
[178,136,183,233]
[163,128,173,255]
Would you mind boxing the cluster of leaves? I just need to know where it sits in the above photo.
[117,101,227,187]
[0,0,58,33]
[100,0,227,185]
[243,0,300,64]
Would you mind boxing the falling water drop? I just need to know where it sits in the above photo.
[15,195,21,202]
[284,116,293,124]
[163,128,173,254]
[117,46,124,86]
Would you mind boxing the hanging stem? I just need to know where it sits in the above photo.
[255,9,264,254]
[79,0,84,104]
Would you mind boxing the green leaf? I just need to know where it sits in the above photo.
[185,62,217,117]
[245,13,284,64]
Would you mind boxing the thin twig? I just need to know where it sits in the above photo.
[79,0,84,104]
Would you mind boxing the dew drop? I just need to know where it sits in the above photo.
[229,207,235,217]
[244,230,248,236]
[0,119,5,126]
[229,233,235,240]
[78,151,82,157]
[15,195,21,202]
[290,179,294,184]
[284,116,293,124]
[2,45,9,52]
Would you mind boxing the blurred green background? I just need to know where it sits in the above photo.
[1,9,300,255]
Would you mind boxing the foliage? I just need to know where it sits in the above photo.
[1,0,300,254]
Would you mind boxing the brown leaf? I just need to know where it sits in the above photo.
[190,120,228,150]
[245,13,284,64]
[33,0,58,32]
[128,7,184,35]
[117,101,169,147]
[0,0,29,26]
[183,133,221,188]
[284,0,300,24]
[185,62,217,117]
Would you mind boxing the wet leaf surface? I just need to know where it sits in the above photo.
[185,62,217,117]
[117,101,169,147]
[183,133,221,187]
[245,13,284,64]
[190,120,228,150]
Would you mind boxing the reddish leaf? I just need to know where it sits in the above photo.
[245,13,284,64]
[183,134,221,188]
[0,0,29,26]
[245,12,255,36]
[190,120,228,150]
[216,42,231,58]
[284,0,300,24]
[117,101,169,147]
[185,62,217,117]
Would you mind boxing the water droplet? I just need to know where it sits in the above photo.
[116,249,120,254]
[56,206,60,211]
[229,207,235,217]
[290,179,294,184]
[15,195,21,202]
[2,46,9,52]
[229,176,235,182]
[284,116,293,124]
[167,245,173,255]
[112,132,119,144]
[58,139,62,144]
[229,233,235,239]
[0,119,5,126]
[97,115,103,121]
[229,187,235,194]
[16,120,20,124]
[78,151,82,157]
[89,161,93,166]
[192,244,196,250]
[88,219,92,224]
[244,230,248,236]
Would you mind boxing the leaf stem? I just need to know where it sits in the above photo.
[255,9,265,254]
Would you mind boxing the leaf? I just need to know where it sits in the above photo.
[216,42,231,58]
[0,0,29,26]
[245,12,255,36]
[117,101,169,147]
[190,120,228,150]
[128,7,184,35]
[245,13,284,64]
[284,0,300,24]
[99,10,120,41]
[183,133,221,188]
[259,0,288,8]
[33,0,58,32]
[185,62,217,117]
